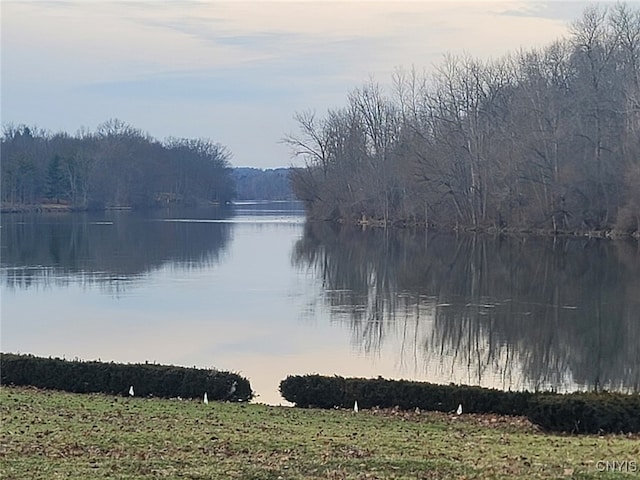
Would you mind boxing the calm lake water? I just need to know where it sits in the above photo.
[2,202,639,404]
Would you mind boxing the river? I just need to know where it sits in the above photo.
[2,201,639,404]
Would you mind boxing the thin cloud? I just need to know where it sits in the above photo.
[499,1,593,21]
[2,0,592,167]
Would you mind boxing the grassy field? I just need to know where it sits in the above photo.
[1,387,638,479]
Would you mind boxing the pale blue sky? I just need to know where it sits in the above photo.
[1,1,600,168]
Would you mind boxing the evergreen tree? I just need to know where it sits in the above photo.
[46,155,67,203]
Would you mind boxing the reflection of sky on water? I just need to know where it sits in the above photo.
[0,218,463,404]
[159,219,304,224]
[2,220,311,404]
[2,206,639,404]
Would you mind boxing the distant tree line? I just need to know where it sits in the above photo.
[231,167,294,200]
[1,119,235,209]
[284,5,640,236]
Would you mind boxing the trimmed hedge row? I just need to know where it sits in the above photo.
[279,375,533,414]
[528,392,640,434]
[279,374,640,434]
[1,353,253,402]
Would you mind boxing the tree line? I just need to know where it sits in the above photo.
[231,167,294,200]
[284,5,640,236]
[1,119,235,209]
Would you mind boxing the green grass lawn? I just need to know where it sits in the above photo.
[1,386,638,479]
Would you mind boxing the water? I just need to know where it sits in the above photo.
[2,202,639,404]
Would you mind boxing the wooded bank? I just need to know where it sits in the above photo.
[1,119,235,210]
[285,5,640,238]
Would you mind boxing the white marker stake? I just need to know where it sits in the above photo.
[456,403,462,415]
[204,392,209,404]
[354,400,359,413]
[129,386,134,397]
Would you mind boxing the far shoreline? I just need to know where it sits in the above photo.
[0,201,227,214]
[3,202,639,240]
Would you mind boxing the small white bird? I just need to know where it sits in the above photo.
[354,400,359,413]
[129,386,134,396]
[204,392,209,404]
[456,403,463,415]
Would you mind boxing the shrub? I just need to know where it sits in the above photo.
[279,374,346,408]
[280,374,532,414]
[279,374,640,434]
[1,353,253,401]
[528,392,640,434]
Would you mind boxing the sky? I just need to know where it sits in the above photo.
[0,0,608,168]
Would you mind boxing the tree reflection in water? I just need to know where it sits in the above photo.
[1,208,232,294]
[293,222,640,393]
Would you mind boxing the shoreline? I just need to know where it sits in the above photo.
[0,201,225,214]
[315,216,640,240]
[3,203,638,240]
